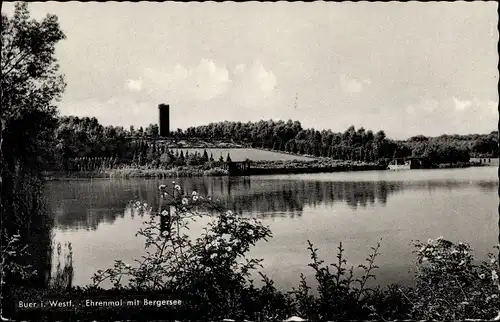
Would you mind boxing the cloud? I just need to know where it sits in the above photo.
[131,59,278,110]
[140,59,231,102]
[453,97,472,111]
[405,99,439,114]
[251,61,277,92]
[230,61,278,108]
[340,74,371,94]
[234,64,245,74]
[125,79,143,92]
[60,98,157,127]
[401,97,498,136]
[134,59,278,108]
[232,61,277,91]
[60,59,281,128]
[406,105,415,115]
[486,100,498,115]
[422,99,439,112]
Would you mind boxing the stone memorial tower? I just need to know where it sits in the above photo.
[158,103,170,137]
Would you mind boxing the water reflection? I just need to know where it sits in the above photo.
[220,180,399,215]
[476,180,499,192]
[44,176,498,231]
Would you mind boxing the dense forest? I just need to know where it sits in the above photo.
[50,116,498,171]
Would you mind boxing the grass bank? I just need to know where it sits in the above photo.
[250,159,387,175]
[44,159,488,180]
[45,159,389,180]
[43,167,230,180]
[107,166,230,178]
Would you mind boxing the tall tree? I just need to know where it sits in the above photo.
[1,2,66,172]
[145,123,159,137]
[1,1,67,307]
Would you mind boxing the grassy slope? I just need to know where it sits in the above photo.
[172,148,315,162]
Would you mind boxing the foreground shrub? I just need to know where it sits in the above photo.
[91,183,274,320]
[286,239,414,321]
[1,231,39,318]
[406,237,500,320]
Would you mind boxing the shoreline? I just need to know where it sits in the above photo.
[42,161,487,180]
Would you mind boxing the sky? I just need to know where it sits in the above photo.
[2,1,499,139]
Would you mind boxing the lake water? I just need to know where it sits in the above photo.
[44,167,498,291]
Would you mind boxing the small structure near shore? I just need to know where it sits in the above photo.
[223,159,252,176]
[388,157,433,170]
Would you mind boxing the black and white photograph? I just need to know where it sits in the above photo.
[1,1,499,321]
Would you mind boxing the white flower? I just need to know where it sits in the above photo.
[248,230,254,236]
[427,239,433,244]
[492,270,499,281]
[159,184,166,190]
[161,231,169,237]
[192,195,199,201]
[172,181,176,184]
[225,246,232,252]
[143,203,147,207]
[135,201,141,207]
[192,191,198,196]
[161,210,169,217]
[492,294,498,299]
[175,185,181,191]
[479,273,486,279]
[182,198,188,205]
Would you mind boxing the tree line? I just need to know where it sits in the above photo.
[53,116,237,171]
[51,116,497,170]
[184,121,498,162]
